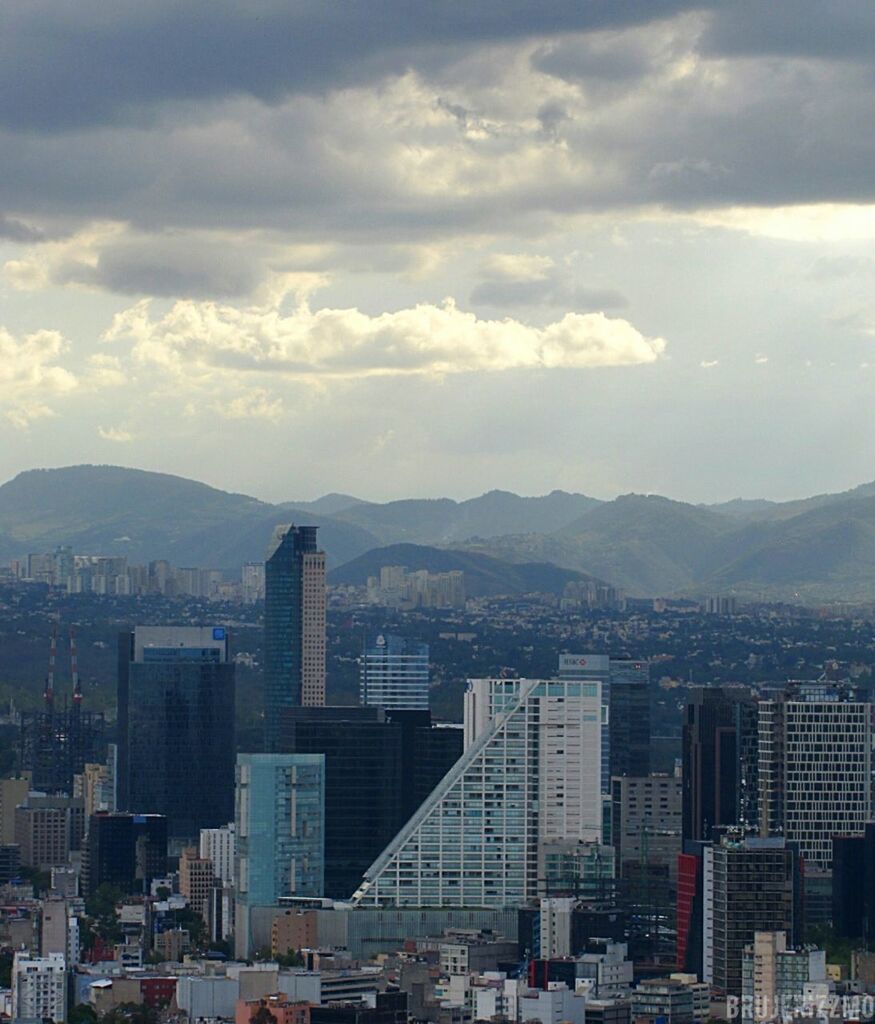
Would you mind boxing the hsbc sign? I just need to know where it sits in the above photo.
[559,653,609,673]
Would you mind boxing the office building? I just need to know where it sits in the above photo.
[682,687,757,842]
[264,524,327,749]
[758,680,873,868]
[81,812,168,896]
[360,634,429,711]
[12,952,67,1024]
[200,822,236,885]
[353,677,602,908]
[558,655,650,790]
[278,707,463,899]
[117,626,235,838]
[15,794,85,870]
[234,753,325,956]
[741,931,828,1024]
[704,836,802,996]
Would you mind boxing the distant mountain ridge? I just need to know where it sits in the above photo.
[328,543,606,597]
[3,465,875,602]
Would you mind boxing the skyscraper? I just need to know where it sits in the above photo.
[277,706,463,899]
[353,677,602,908]
[360,634,429,712]
[758,680,873,869]
[704,836,802,996]
[117,626,235,839]
[681,687,757,843]
[558,654,650,789]
[264,525,327,748]
[234,753,325,957]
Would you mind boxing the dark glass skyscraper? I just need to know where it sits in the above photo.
[117,626,235,840]
[264,524,326,749]
[82,812,168,896]
[277,706,463,899]
[681,686,757,843]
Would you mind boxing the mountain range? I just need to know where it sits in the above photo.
[2,465,875,602]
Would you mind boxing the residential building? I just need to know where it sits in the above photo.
[234,753,325,957]
[200,822,236,885]
[12,952,66,1024]
[758,680,874,868]
[264,525,327,748]
[117,626,236,839]
[519,982,586,1024]
[180,846,215,920]
[74,746,118,817]
[360,634,429,712]
[353,677,601,908]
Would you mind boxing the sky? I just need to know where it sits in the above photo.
[1,1,874,505]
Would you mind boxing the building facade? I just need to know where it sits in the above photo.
[353,678,602,909]
[277,707,463,900]
[558,655,650,791]
[234,753,325,956]
[758,681,874,868]
[117,626,235,839]
[12,952,67,1024]
[264,525,327,749]
[360,634,429,712]
[704,836,802,996]
[682,687,757,843]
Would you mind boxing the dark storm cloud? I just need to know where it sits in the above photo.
[0,0,697,131]
[702,2,875,61]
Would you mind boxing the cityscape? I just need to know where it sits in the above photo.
[0,513,871,1024]
[2,3,875,1024]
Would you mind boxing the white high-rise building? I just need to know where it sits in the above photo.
[12,952,66,1024]
[759,681,874,868]
[353,678,602,908]
[200,822,236,885]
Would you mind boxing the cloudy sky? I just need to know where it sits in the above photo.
[1,1,874,503]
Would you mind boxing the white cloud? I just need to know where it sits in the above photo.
[480,252,555,282]
[222,389,284,421]
[0,326,78,426]
[700,359,719,368]
[97,425,133,442]
[102,295,666,381]
[754,354,769,364]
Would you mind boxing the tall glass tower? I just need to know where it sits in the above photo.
[233,753,325,957]
[264,524,326,749]
[117,626,235,840]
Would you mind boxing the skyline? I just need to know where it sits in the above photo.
[2,460,875,509]
[2,2,875,502]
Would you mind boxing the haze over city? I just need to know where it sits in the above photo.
[2,2,875,502]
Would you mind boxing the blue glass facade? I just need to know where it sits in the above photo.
[235,753,325,909]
